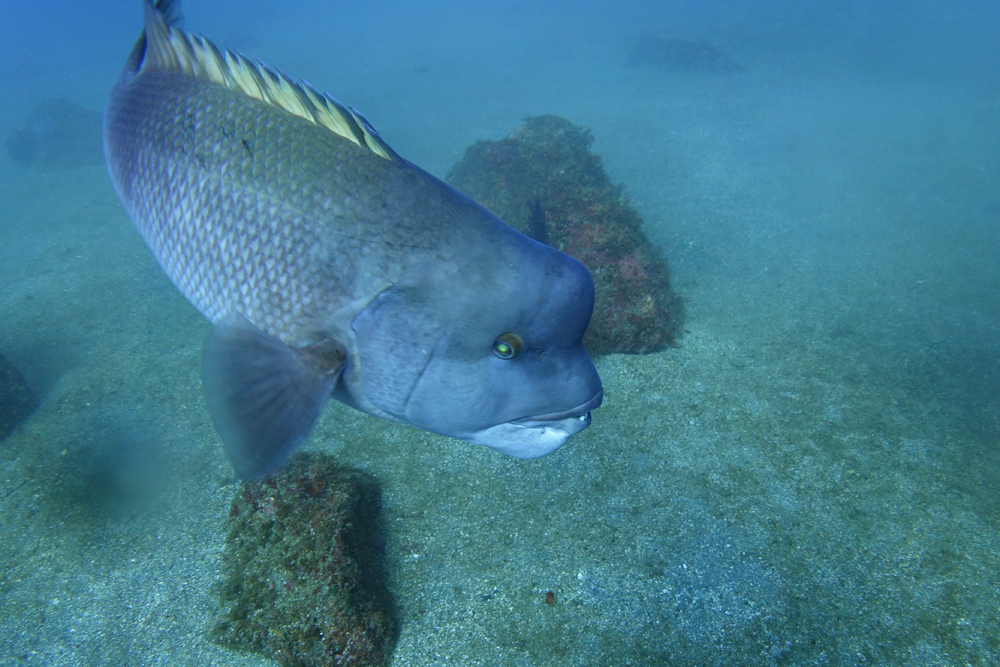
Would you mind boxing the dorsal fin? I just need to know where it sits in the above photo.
[155,0,184,29]
[138,0,399,161]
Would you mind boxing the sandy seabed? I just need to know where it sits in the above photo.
[1,29,999,667]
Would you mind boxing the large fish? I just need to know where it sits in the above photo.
[103,0,603,480]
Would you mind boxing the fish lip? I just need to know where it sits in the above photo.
[466,389,602,458]
[510,388,604,426]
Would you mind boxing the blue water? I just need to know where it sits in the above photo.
[1,1,998,665]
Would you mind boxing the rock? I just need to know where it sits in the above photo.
[211,453,394,667]
[5,98,104,171]
[447,115,684,354]
[0,353,37,442]
[626,34,746,73]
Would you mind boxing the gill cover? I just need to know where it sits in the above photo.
[351,287,439,420]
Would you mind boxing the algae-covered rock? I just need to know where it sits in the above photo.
[626,34,746,73]
[0,353,37,442]
[211,453,394,667]
[447,115,684,354]
[4,98,104,171]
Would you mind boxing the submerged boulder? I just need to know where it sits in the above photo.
[447,115,683,354]
[0,353,37,442]
[211,452,394,667]
[626,34,746,73]
[5,98,104,171]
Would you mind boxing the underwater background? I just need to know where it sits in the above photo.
[1,0,998,664]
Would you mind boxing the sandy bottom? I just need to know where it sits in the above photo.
[1,24,999,667]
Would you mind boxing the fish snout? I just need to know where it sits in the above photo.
[511,388,603,427]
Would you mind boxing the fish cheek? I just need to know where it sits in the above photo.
[401,354,516,436]
[350,287,440,419]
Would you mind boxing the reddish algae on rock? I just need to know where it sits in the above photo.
[447,115,683,354]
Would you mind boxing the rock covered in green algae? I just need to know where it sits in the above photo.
[625,34,746,74]
[4,98,105,171]
[0,353,37,442]
[211,453,394,667]
[447,115,684,355]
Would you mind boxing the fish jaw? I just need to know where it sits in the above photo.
[466,389,603,458]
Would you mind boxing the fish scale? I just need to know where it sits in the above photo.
[109,70,402,345]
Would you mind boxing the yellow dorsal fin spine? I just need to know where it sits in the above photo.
[139,0,399,161]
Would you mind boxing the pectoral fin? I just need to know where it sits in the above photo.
[201,313,345,480]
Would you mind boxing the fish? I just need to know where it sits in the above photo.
[103,0,603,480]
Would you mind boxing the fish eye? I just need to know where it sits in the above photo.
[492,333,524,359]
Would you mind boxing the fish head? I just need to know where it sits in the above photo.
[350,231,603,458]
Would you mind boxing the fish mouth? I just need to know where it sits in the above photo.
[510,389,604,427]
[467,389,604,459]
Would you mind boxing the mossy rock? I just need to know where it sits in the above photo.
[4,98,104,171]
[626,35,746,73]
[0,353,37,442]
[211,452,395,667]
[447,115,684,354]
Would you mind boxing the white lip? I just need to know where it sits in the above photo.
[467,413,592,458]
[467,390,602,458]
